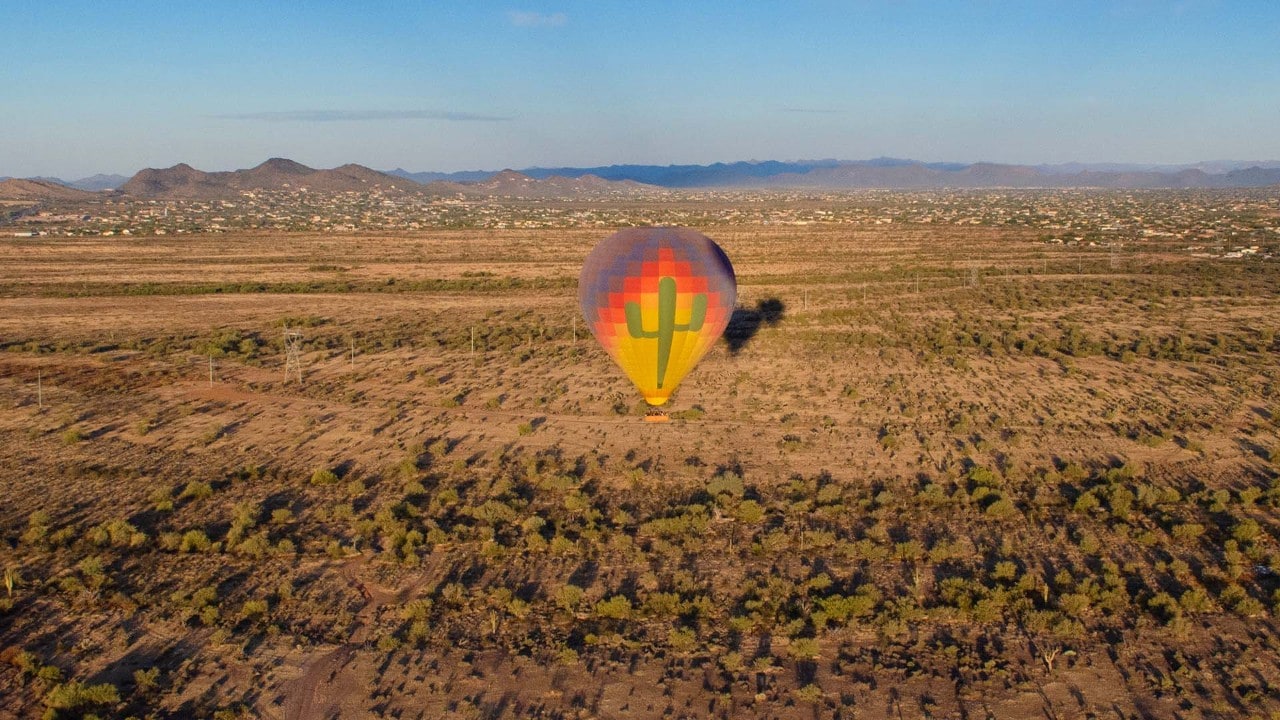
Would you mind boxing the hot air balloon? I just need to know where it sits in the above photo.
[578,227,736,418]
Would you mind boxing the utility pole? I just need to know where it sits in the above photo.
[283,327,304,384]
[208,354,214,386]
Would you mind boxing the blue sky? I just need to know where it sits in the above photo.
[5,1,1279,177]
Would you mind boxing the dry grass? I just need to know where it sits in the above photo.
[1,208,1280,719]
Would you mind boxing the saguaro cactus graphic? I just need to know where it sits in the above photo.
[624,276,708,389]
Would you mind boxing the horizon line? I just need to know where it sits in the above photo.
[8,156,1280,183]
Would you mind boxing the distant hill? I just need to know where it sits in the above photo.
[524,160,844,187]
[0,174,128,191]
[118,160,663,200]
[1037,159,1280,175]
[121,158,418,199]
[456,169,664,198]
[387,168,495,184]
[68,173,129,191]
[0,178,96,201]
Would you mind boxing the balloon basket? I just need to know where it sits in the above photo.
[643,409,670,423]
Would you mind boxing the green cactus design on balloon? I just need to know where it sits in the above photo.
[624,276,708,389]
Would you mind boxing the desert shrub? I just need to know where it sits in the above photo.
[1171,523,1205,543]
[788,637,821,660]
[594,595,633,620]
[179,530,212,553]
[1221,584,1267,616]
[179,481,213,501]
[733,500,765,524]
[668,628,698,653]
[1179,588,1214,614]
[793,684,825,703]
[984,497,1019,519]
[88,519,147,548]
[239,599,269,619]
[21,511,52,546]
[555,584,584,612]
[406,619,431,645]
[43,681,119,712]
[991,561,1018,582]
[235,532,271,559]
[1073,491,1100,514]
[1232,518,1262,544]
[132,667,160,695]
[310,468,339,485]
[817,585,880,624]
[401,599,433,622]
[150,488,174,512]
[199,606,219,626]
[642,592,682,618]
[706,471,744,498]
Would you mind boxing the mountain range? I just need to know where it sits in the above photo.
[0,174,130,191]
[120,158,418,198]
[396,157,1280,190]
[0,178,98,201]
[112,160,664,200]
[431,158,1280,189]
[4,157,1280,202]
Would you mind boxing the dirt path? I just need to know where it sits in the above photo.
[277,557,428,720]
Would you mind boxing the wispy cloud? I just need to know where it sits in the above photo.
[217,110,513,122]
[507,10,567,27]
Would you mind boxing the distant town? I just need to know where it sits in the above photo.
[4,186,1278,261]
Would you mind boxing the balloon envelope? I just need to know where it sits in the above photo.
[579,227,736,406]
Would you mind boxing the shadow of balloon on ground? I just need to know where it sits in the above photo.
[724,298,785,354]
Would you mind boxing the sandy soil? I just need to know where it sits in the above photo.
[1,223,1279,719]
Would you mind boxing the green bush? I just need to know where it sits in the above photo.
[593,595,633,620]
[179,481,213,501]
[43,681,119,711]
[310,468,340,485]
[179,530,212,553]
[788,637,821,660]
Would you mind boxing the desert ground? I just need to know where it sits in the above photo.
[3,206,1280,718]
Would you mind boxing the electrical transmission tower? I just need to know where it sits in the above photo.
[283,327,304,384]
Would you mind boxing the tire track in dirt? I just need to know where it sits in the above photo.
[279,558,430,720]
